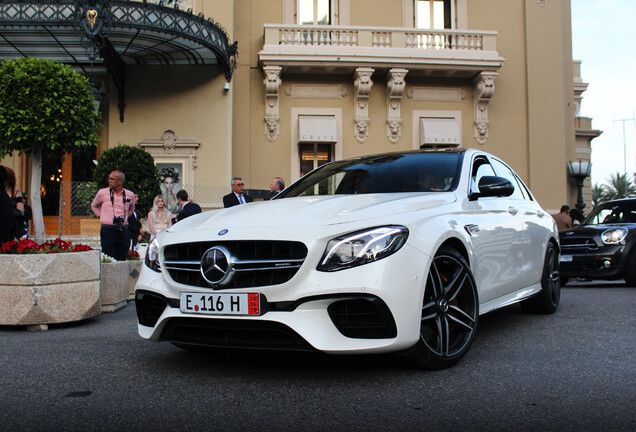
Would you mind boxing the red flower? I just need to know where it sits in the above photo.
[0,238,93,255]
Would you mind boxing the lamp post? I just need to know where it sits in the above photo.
[568,160,592,213]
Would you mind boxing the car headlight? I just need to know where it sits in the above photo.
[601,228,627,245]
[317,226,409,272]
[145,238,161,272]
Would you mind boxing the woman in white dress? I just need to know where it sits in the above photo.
[147,195,173,240]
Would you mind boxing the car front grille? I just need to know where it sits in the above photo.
[163,241,308,289]
[160,317,315,351]
[560,237,599,252]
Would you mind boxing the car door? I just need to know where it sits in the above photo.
[490,158,549,289]
[464,155,524,304]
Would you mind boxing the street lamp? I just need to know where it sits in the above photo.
[568,160,591,213]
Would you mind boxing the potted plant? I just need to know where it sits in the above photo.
[0,238,100,330]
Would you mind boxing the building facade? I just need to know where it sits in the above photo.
[0,0,599,236]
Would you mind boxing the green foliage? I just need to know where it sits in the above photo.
[0,57,100,158]
[593,172,636,206]
[591,184,605,207]
[93,144,161,217]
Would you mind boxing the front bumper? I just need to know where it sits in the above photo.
[135,243,429,354]
[559,245,625,280]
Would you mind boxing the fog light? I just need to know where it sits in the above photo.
[603,260,611,269]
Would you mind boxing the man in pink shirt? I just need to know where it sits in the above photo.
[91,169,135,261]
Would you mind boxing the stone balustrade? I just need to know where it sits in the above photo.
[265,24,498,51]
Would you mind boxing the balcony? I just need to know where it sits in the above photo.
[259,24,504,77]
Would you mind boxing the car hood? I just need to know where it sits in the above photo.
[168,193,457,233]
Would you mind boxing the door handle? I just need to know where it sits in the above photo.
[537,210,544,218]
[508,207,518,215]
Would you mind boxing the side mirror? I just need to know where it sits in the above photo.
[469,176,514,201]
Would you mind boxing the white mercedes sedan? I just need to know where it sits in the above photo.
[135,149,560,369]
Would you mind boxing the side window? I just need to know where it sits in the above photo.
[491,159,525,200]
[513,173,534,201]
[470,157,495,195]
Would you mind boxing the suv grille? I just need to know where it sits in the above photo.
[163,241,308,289]
[560,238,598,252]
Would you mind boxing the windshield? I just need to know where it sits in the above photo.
[584,200,636,225]
[279,152,463,197]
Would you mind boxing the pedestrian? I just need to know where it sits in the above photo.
[3,166,28,239]
[0,166,16,245]
[553,205,573,231]
[128,193,143,251]
[147,194,173,240]
[91,170,135,261]
[223,177,253,208]
[569,208,584,226]
[266,176,285,199]
[174,189,201,223]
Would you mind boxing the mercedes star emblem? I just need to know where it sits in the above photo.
[200,246,232,285]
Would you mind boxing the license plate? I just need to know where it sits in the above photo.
[560,255,573,262]
[180,292,260,316]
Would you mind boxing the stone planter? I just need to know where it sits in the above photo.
[0,250,101,329]
[100,261,129,313]
[128,260,142,300]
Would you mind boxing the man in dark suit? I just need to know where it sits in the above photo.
[174,190,202,223]
[127,193,143,251]
[223,177,253,208]
[265,176,285,200]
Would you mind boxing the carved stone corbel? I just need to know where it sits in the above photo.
[473,71,497,145]
[354,68,374,143]
[386,68,407,144]
[263,66,282,142]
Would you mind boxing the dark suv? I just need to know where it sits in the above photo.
[559,198,636,286]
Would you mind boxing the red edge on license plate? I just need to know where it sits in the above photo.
[180,292,260,316]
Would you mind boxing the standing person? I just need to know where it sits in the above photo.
[3,166,28,239]
[91,170,135,261]
[0,166,16,245]
[147,195,173,240]
[174,190,201,223]
[553,205,573,231]
[223,177,253,208]
[568,208,584,226]
[128,193,143,251]
[267,176,285,199]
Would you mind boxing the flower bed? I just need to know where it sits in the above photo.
[0,239,100,329]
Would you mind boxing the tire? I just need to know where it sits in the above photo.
[521,241,560,314]
[409,246,479,370]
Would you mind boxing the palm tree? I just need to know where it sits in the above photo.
[602,173,636,201]
[591,184,606,206]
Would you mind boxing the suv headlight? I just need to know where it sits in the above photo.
[145,238,162,272]
[601,228,627,245]
[317,226,409,272]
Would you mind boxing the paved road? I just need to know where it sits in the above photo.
[1,282,634,432]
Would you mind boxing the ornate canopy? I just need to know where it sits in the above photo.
[0,0,239,120]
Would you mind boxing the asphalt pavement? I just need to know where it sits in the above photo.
[0,281,634,432]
